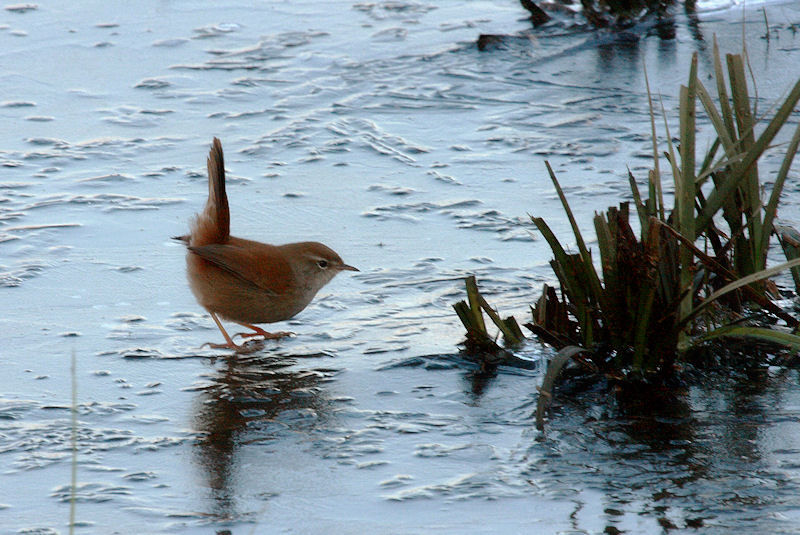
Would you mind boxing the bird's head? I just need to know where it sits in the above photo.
[288,241,358,292]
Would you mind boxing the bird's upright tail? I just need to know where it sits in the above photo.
[190,137,230,246]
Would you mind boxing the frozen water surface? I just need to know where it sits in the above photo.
[2,0,800,533]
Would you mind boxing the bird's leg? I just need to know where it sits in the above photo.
[233,321,293,340]
[201,311,261,353]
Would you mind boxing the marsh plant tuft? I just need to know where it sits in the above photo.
[456,40,800,423]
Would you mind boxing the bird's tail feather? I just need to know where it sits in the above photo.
[190,137,230,246]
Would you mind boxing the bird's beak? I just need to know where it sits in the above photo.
[340,263,359,272]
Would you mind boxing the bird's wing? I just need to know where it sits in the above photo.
[188,242,293,296]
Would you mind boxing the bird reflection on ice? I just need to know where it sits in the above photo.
[191,354,332,521]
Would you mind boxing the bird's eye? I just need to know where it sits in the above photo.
[317,259,329,269]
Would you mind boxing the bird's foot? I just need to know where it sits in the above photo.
[200,340,264,354]
[233,327,294,340]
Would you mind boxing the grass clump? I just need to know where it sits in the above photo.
[456,40,800,421]
[453,275,525,367]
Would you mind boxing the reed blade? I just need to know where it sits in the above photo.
[697,77,800,233]
[693,325,800,350]
[465,275,487,335]
[536,345,587,431]
[761,121,800,258]
[692,257,800,318]
[677,53,698,328]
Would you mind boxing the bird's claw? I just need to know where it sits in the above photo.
[233,330,294,340]
[200,340,264,354]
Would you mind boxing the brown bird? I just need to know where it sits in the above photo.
[178,137,357,351]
